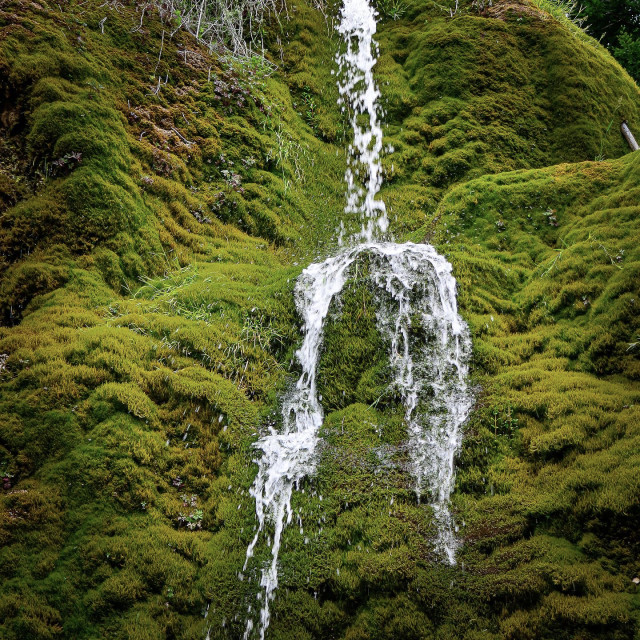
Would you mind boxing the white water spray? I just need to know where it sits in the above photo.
[242,0,472,636]
[336,0,388,242]
[370,243,473,562]
[242,252,356,640]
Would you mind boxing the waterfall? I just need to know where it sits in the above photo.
[241,0,473,636]
[336,0,388,242]
[370,243,472,563]
[241,251,356,640]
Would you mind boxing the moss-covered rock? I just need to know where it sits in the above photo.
[0,0,639,637]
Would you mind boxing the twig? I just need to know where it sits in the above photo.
[588,233,624,269]
[171,128,193,145]
[154,29,165,76]
[196,0,205,39]
[621,120,639,152]
[131,3,148,32]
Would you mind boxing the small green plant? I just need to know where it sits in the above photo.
[530,0,594,45]
[491,405,519,437]
[595,98,622,161]
[300,86,319,134]
[134,264,200,301]
[266,121,310,193]
[532,0,598,46]
[376,0,408,20]
[241,311,286,353]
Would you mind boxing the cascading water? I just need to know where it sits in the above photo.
[370,244,473,563]
[335,0,388,242]
[241,252,357,640]
[241,0,473,636]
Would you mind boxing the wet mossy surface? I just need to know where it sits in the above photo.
[317,256,391,411]
[1,0,640,638]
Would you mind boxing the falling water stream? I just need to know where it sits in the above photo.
[241,0,473,637]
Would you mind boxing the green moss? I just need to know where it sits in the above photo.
[376,0,640,198]
[317,257,390,411]
[1,0,639,637]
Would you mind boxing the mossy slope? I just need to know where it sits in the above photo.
[0,0,343,636]
[0,0,639,638]
[242,152,640,640]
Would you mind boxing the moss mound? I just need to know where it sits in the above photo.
[0,0,639,637]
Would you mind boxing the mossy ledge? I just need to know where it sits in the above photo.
[0,0,639,638]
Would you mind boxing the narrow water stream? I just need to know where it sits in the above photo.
[241,1,473,637]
